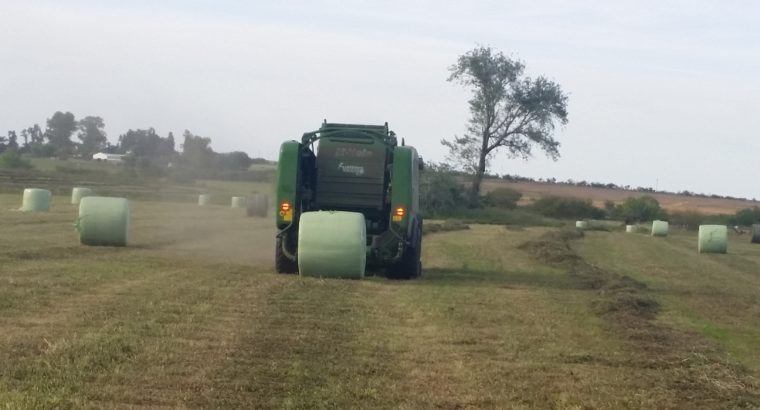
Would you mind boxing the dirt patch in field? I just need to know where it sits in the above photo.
[519,229,760,407]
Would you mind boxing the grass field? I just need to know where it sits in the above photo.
[1,193,760,408]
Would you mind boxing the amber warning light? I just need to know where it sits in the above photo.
[280,202,291,212]
[392,206,406,221]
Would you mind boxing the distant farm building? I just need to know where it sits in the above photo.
[92,153,125,163]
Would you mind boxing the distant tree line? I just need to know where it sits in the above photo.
[2,111,272,176]
[420,162,760,229]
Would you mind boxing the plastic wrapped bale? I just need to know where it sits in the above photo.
[246,194,268,217]
[575,221,588,230]
[698,225,727,254]
[198,194,211,206]
[751,224,760,244]
[298,211,366,279]
[651,220,669,237]
[71,187,93,205]
[77,197,130,247]
[231,196,246,208]
[20,188,52,212]
[626,225,636,233]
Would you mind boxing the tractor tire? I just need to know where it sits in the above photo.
[275,236,298,274]
[387,221,422,280]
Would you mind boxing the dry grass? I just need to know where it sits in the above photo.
[1,193,760,408]
[481,179,760,214]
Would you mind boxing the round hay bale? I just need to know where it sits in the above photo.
[698,225,727,254]
[651,220,669,237]
[198,194,211,206]
[575,221,588,230]
[298,211,366,279]
[231,196,246,208]
[246,194,268,217]
[77,197,130,247]
[21,188,52,212]
[626,225,636,233]
[71,187,93,205]
[751,224,760,244]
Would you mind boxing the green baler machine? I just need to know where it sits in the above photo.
[275,121,423,279]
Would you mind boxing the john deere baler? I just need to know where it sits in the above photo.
[275,121,423,279]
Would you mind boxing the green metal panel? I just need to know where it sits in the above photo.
[316,137,388,211]
[276,141,301,229]
[390,146,419,230]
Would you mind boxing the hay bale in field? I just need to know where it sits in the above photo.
[575,221,588,230]
[231,196,246,208]
[20,188,52,212]
[751,224,760,244]
[77,197,130,247]
[71,187,93,205]
[651,220,669,237]
[298,211,366,279]
[698,225,727,254]
[626,225,636,233]
[198,194,211,206]
[246,194,268,217]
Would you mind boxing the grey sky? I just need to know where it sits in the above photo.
[1,1,759,198]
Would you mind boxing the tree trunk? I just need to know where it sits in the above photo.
[469,132,490,204]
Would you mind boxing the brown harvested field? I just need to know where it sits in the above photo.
[481,179,760,215]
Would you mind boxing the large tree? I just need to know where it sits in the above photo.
[180,130,214,168]
[444,46,569,199]
[45,111,78,158]
[77,116,108,157]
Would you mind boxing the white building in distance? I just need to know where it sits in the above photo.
[92,152,125,163]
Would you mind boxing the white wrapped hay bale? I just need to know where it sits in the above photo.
[71,187,93,205]
[246,194,268,217]
[751,224,760,244]
[575,221,588,230]
[20,188,52,212]
[198,194,211,206]
[626,225,636,233]
[231,196,246,208]
[651,220,669,237]
[698,225,727,254]
[298,211,366,279]
[77,197,130,247]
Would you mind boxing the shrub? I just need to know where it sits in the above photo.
[483,188,522,209]
[0,149,33,169]
[730,207,760,226]
[620,195,665,223]
[420,164,469,215]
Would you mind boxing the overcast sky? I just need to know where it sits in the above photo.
[1,1,759,198]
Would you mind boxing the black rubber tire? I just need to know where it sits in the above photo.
[387,222,422,280]
[275,236,298,274]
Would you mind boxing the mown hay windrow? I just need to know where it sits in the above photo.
[231,196,246,208]
[77,196,130,247]
[71,187,93,205]
[198,194,211,206]
[246,194,268,217]
[20,188,52,212]
[423,221,470,236]
[651,220,669,237]
[298,211,366,279]
[751,224,760,244]
[698,225,728,254]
